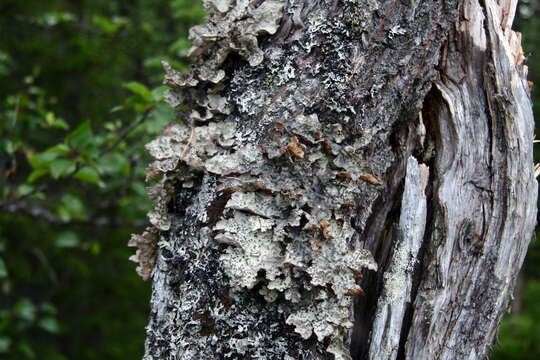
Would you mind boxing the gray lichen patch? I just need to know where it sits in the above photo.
[215,210,281,288]
[286,296,351,341]
[225,191,287,218]
[138,106,380,357]
[161,0,284,124]
[343,0,379,38]
[145,121,236,177]
[146,178,175,231]
[191,0,284,67]
[307,220,377,299]
[145,217,330,359]
[285,294,357,360]
[204,143,263,175]
[200,123,379,356]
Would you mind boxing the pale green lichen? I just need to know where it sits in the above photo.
[215,211,281,288]
[140,111,378,356]
[162,0,284,123]
[189,0,285,66]
[286,295,350,341]
[344,0,379,38]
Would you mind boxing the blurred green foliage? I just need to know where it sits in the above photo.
[0,0,538,359]
[0,0,204,358]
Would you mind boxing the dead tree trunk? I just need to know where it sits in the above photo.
[129,0,537,359]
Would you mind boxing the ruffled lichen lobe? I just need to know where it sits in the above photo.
[128,227,158,280]
[137,109,378,356]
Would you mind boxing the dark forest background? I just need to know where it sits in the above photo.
[0,1,538,359]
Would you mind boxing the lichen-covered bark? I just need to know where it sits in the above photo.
[129,0,536,359]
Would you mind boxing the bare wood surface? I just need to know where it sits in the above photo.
[368,156,428,360]
[401,0,537,358]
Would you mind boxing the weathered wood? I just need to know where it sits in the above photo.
[401,0,537,358]
[368,156,428,360]
[130,0,536,359]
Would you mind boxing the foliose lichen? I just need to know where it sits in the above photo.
[161,0,285,124]
[128,227,158,280]
[132,1,380,358]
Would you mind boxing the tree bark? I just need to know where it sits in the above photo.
[130,0,537,359]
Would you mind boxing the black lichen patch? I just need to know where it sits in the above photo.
[193,311,217,337]
[206,190,233,228]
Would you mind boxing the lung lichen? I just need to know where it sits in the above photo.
[136,111,378,357]
[132,1,380,359]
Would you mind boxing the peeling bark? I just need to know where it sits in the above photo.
[131,0,536,359]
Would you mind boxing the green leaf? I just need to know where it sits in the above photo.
[33,191,46,200]
[43,112,69,130]
[59,193,86,221]
[17,184,34,196]
[151,85,169,101]
[36,11,76,26]
[55,231,79,248]
[66,121,93,150]
[0,257,6,277]
[18,341,35,359]
[99,153,130,176]
[132,181,147,196]
[38,317,60,333]
[45,111,55,125]
[14,298,36,322]
[51,118,69,130]
[28,169,48,183]
[3,140,15,155]
[123,82,154,102]
[0,337,11,353]
[74,166,102,186]
[44,144,71,155]
[57,206,71,222]
[40,303,57,315]
[110,105,125,113]
[49,159,77,179]
[90,242,101,255]
[169,38,192,57]
[92,15,129,34]
[27,144,70,169]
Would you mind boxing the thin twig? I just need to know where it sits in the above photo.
[102,106,153,156]
[0,184,47,209]
[11,95,20,128]
[4,201,147,228]
[346,56,365,85]
[180,126,196,159]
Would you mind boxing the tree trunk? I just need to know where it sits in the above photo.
[129,0,537,359]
